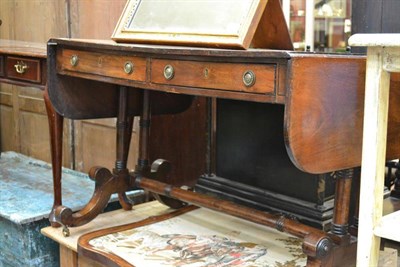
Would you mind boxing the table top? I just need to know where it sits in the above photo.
[0,39,46,58]
[51,38,292,59]
[349,33,400,47]
[45,38,400,174]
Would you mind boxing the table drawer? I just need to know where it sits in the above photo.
[6,56,41,83]
[151,59,276,94]
[0,56,4,77]
[57,49,147,82]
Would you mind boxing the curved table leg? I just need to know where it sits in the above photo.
[44,86,64,227]
[54,166,133,236]
[49,86,137,234]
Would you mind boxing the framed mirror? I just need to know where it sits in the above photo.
[112,0,268,49]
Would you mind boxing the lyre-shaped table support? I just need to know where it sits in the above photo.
[44,86,137,234]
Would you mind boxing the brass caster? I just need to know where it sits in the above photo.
[62,226,70,237]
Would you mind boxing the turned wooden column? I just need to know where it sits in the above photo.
[136,90,151,174]
[114,86,134,210]
[350,169,361,235]
[331,168,354,237]
[114,86,134,171]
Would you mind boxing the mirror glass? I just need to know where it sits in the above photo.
[124,0,255,36]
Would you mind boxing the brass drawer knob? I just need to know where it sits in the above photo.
[14,61,29,74]
[124,61,134,74]
[163,65,175,80]
[243,70,256,87]
[70,55,79,66]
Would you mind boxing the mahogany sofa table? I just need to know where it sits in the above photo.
[45,38,400,266]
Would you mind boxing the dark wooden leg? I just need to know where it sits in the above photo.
[53,166,130,237]
[133,90,152,204]
[51,87,135,235]
[44,86,64,227]
[332,168,353,237]
[350,169,361,236]
[135,90,151,174]
[114,86,134,210]
[327,168,357,266]
[134,90,185,209]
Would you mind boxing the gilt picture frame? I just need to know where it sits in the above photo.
[111,0,268,49]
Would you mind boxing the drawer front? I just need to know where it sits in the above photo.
[6,56,41,83]
[0,56,4,77]
[58,49,147,82]
[151,59,276,94]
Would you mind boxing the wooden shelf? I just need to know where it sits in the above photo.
[374,210,400,242]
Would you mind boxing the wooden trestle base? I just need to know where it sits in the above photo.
[49,157,358,267]
[44,84,359,266]
[47,144,357,266]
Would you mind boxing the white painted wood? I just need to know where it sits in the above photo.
[374,210,400,242]
[378,248,398,267]
[349,34,400,267]
[357,45,391,267]
[383,48,400,73]
[281,0,291,28]
[305,0,315,51]
[348,34,400,47]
